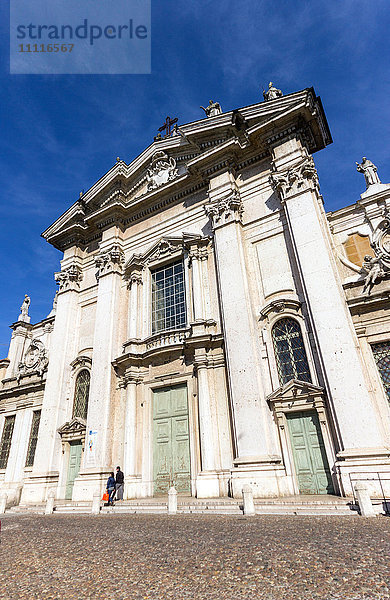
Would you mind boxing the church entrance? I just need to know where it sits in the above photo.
[286,411,334,495]
[65,441,82,500]
[152,384,191,496]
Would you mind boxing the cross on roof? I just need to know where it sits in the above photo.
[158,115,178,137]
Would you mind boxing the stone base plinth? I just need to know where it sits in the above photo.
[124,476,143,499]
[20,472,59,504]
[196,471,221,498]
[335,447,390,497]
[71,468,112,501]
[230,458,293,498]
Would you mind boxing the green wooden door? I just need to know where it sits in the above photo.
[286,411,334,495]
[153,384,191,496]
[65,441,82,500]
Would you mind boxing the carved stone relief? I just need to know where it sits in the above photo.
[361,212,390,295]
[17,339,48,381]
[147,151,179,191]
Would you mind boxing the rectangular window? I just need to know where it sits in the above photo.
[25,410,41,468]
[371,342,390,403]
[151,260,186,333]
[0,415,16,470]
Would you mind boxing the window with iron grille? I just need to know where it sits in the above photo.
[25,411,41,468]
[0,415,16,470]
[151,261,186,333]
[73,370,90,420]
[371,341,390,403]
[272,318,312,386]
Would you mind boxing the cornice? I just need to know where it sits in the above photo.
[42,88,331,251]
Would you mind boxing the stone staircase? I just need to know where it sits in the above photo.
[6,495,358,516]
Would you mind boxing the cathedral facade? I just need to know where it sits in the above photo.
[1,86,390,506]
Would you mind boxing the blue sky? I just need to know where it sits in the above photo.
[0,0,389,351]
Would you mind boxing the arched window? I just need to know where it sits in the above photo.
[73,370,90,420]
[272,318,312,386]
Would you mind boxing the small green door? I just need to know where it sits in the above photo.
[65,441,82,500]
[153,384,191,496]
[286,411,334,495]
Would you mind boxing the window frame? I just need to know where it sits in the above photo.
[149,257,189,335]
[72,369,91,420]
[0,415,16,470]
[25,410,41,468]
[371,341,390,404]
[271,317,313,387]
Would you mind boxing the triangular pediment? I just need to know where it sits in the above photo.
[267,379,324,402]
[124,233,204,277]
[42,88,331,251]
[57,417,86,437]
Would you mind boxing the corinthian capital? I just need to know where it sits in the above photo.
[204,191,244,230]
[95,244,125,279]
[269,156,319,201]
[55,264,83,292]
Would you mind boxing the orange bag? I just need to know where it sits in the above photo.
[102,492,109,502]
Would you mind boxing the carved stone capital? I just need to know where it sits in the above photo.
[127,272,143,289]
[204,191,244,229]
[95,244,125,279]
[269,156,319,201]
[54,264,83,292]
[185,238,210,263]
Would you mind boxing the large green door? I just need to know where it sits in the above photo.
[65,441,82,500]
[286,411,334,495]
[153,384,191,496]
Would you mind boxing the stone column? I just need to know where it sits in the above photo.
[205,173,280,466]
[74,241,125,499]
[21,259,83,504]
[269,141,389,469]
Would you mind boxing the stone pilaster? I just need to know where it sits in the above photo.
[186,240,209,323]
[21,257,83,504]
[194,351,221,498]
[72,240,125,499]
[205,172,281,480]
[269,139,390,491]
[119,371,143,498]
[127,271,143,339]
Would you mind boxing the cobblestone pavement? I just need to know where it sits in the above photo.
[1,514,390,600]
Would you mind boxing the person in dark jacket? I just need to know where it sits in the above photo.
[106,472,116,505]
[115,466,124,501]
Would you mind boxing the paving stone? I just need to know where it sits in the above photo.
[0,514,389,599]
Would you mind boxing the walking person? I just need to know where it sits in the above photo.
[115,466,124,501]
[106,471,116,506]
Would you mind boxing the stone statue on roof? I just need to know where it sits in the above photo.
[200,100,222,118]
[18,294,31,322]
[263,82,283,101]
[356,157,381,189]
